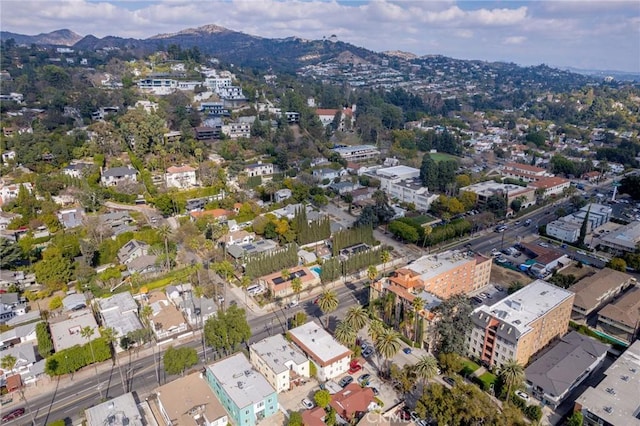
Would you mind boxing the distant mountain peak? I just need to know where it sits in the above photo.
[149,24,232,40]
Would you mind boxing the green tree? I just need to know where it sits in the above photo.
[367,265,378,282]
[34,247,73,291]
[344,305,369,331]
[566,411,583,426]
[333,321,356,347]
[286,412,304,426]
[163,346,198,375]
[81,326,102,399]
[578,205,591,246]
[204,305,251,355]
[158,224,173,271]
[374,328,402,377]
[380,249,391,273]
[607,257,627,271]
[314,389,332,408]
[291,276,303,302]
[0,238,24,268]
[48,296,63,311]
[1,354,17,372]
[434,295,473,355]
[36,322,54,358]
[414,355,439,388]
[437,352,463,375]
[317,289,339,328]
[498,359,525,400]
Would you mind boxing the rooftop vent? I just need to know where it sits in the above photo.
[621,375,630,382]
[605,387,616,395]
[237,381,243,389]
[244,370,252,376]
[604,407,613,414]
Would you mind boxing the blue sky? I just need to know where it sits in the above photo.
[1,0,639,72]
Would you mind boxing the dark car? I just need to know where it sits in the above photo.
[403,347,412,354]
[2,408,25,423]
[443,376,456,387]
[338,375,354,387]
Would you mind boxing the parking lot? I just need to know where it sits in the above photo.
[469,283,509,307]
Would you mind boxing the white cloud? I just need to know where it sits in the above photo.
[0,0,638,72]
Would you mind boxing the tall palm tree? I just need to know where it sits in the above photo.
[382,292,395,324]
[374,328,402,378]
[422,225,432,250]
[367,319,385,343]
[367,265,378,282]
[412,296,424,343]
[101,327,127,393]
[334,321,356,347]
[344,305,369,331]
[317,289,339,329]
[380,250,391,273]
[81,326,103,399]
[139,304,159,384]
[499,360,525,400]
[281,269,291,282]
[291,277,303,302]
[157,224,172,271]
[240,275,251,305]
[413,355,439,389]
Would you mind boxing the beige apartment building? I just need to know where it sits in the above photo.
[468,280,575,368]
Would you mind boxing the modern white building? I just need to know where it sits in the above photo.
[368,166,438,212]
[244,162,274,177]
[221,122,251,139]
[249,334,309,393]
[546,203,612,243]
[49,309,100,352]
[85,392,156,426]
[288,321,352,381]
[100,166,138,187]
[331,145,380,162]
[598,221,640,253]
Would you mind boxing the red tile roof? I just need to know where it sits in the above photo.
[330,383,375,421]
[316,108,340,117]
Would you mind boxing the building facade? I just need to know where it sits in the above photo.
[249,334,309,393]
[467,280,575,369]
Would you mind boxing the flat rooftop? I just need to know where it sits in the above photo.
[85,392,150,426]
[575,340,640,425]
[207,353,275,409]
[250,334,308,374]
[155,373,228,425]
[600,221,640,250]
[406,250,476,282]
[473,280,574,337]
[375,165,420,179]
[288,321,351,367]
[96,292,138,313]
[461,181,533,196]
[49,309,99,352]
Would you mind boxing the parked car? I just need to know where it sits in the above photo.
[538,242,549,248]
[371,387,379,396]
[338,376,354,387]
[360,342,369,351]
[443,377,456,387]
[362,347,374,357]
[515,390,530,402]
[301,398,315,409]
[577,250,587,255]
[2,408,25,423]
[399,408,412,420]
[284,300,299,309]
[358,373,371,385]
[495,285,504,292]
[403,347,412,354]
[348,364,362,374]
[472,296,483,304]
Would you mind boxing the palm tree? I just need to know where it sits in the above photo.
[100,327,117,364]
[498,359,525,400]
[413,355,439,388]
[367,319,385,343]
[281,269,291,282]
[422,225,432,249]
[412,297,424,343]
[333,321,356,347]
[139,304,159,384]
[291,277,303,302]
[81,326,103,399]
[367,265,378,282]
[380,249,391,273]
[240,275,251,305]
[374,328,402,378]
[317,289,339,329]
[157,224,172,271]
[382,292,395,324]
[344,305,369,331]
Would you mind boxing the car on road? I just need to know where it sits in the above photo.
[284,300,299,309]
[362,347,374,357]
[538,242,549,248]
[443,377,456,387]
[301,397,315,409]
[524,219,532,226]
[338,376,354,387]
[371,387,379,396]
[358,373,371,385]
[478,293,487,299]
[495,285,504,292]
[2,408,25,423]
[514,220,521,225]
[403,347,412,354]
[577,250,587,255]
[515,390,530,402]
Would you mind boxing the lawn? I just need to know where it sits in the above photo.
[409,214,437,225]
[475,372,498,391]
[460,358,481,376]
[429,152,460,163]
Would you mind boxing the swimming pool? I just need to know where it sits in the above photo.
[310,266,322,276]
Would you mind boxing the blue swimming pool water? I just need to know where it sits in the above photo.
[310,266,322,276]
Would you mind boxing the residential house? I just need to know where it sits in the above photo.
[98,211,137,236]
[524,331,609,409]
[274,189,292,203]
[49,309,99,352]
[518,242,572,277]
[1,342,42,384]
[244,162,274,177]
[165,165,197,189]
[218,230,255,247]
[0,212,20,230]
[100,166,138,187]
[146,292,189,341]
[501,162,551,182]
[313,168,345,183]
[127,254,160,275]
[189,209,233,223]
[574,340,640,426]
[288,321,352,381]
[596,286,640,344]
[569,268,635,319]
[221,122,251,139]
[62,293,87,311]
[0,321,38,347]
[302,408,326,426]
[598,221,640,254]
[56,207,85,229]
[0,270,35,290]
[226,239,278,263]
[2,150,16,165]
[582,171,602,183]
[62,162,93,179]
[529,176,572,198]
[329,181,359,195]
[85,392,156,426]
[331,145,379,162]
[546,203,612,243]
[165,284,193,301]
[330,383,376,424]
[95,292,143,351]
[460,181,536,214]
[0,181,33,205]
[403,251,493,300]
[194,126,221,141]
[249,334,309,393]
[205,353,278,426]
[0,293,27,324]
[163,131,182,145]
[467,280,575,369]
[257,266,321,299]
[117,240,150,265]
[155,373,229,426]
[175,296,217,327]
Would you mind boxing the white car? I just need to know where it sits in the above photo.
[515,390,530,402]
[301,398,315,409]
[576,250,587,255]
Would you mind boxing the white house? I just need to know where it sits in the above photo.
[221,122,251,139]
[1,150,15,165]
[250,334,309,393]
[0,181,32,204]
[288,321,352,381]
[274,189,292,203]
[244,161,274,177]
[100,166,138,187]
[165,165,197,189]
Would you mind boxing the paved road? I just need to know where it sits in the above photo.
[5,282,369,426]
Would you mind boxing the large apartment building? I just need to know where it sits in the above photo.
[501,162,552,182]
[403,250,492,299]
[467,280,575,369]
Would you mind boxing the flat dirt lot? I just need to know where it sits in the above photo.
[559,263,597,281]
[490,264,533,288]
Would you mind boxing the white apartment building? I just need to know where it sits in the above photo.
[221,122,251,139]
[244,162,274,177]
[288,321,352,381]
[249,334,309,393]
[370,166,438,212]
[332,145,380,162]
